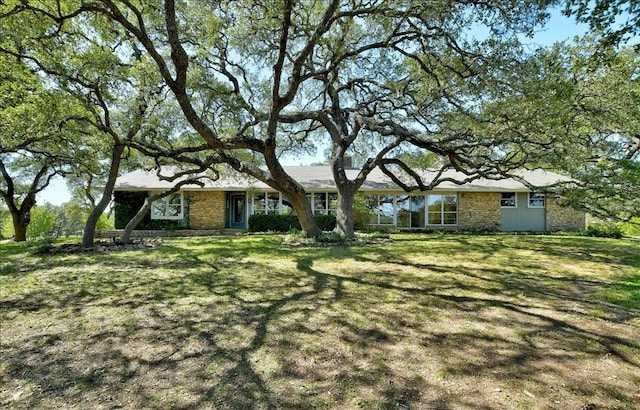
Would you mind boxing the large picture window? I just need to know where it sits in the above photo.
[427,194,457,225]
[397,195,426,228]
[151,193,183,220]
[252,192,280,214]
[364,194,394,225]
[311,192,338,215]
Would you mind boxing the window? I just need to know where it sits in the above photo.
[397,195,427,228]
[528,192,545,208]
[311,192,338,215]
[252,192,280,214]
[151,193,183,220]
[500,192,516,207]
[364,194,394,225]
[427,194,457,225]
[312,192,327,215]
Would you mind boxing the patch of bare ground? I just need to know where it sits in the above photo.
[35,239,163,254]
[1,234,638,409]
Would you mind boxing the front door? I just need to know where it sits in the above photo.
[228,194,246,228]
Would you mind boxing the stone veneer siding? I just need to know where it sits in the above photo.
[188,191,226,229]
[545,195,586,231]
[457,192,501,230]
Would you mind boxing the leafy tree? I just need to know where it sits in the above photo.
[1,206,55,240]
[0,55,87,241]
[479,40,639,221]
[563,0,639,48]
[0,4,190,246]
[1,0,581,238]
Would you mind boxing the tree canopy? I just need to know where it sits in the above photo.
[0,55,92,241]
[1,0,638,239]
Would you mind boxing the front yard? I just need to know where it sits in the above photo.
[1,234,638,409]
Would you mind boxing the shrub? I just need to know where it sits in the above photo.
[114,191,188,230]
[352,195,374,231]
[314,214,337,231]
[315,232,347,243]
[583,223,623,239]
[248,214,336,233]
[620,218,640,238]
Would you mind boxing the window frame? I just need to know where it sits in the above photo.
[364,194,395,225]
[500,192,517,208]
[251,192,280,214]
[309,192,339,215]
[426,194,458,226]
[150,192,184,220]
[528,192,545,208]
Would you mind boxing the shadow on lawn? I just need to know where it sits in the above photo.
[1,235,639,409]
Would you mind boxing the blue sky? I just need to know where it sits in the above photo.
[39,7,590,206]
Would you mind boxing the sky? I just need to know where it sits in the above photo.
[38,7,590,207]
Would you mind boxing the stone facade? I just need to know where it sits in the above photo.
[188,191,226,229]
[457,192,501,230]
[545,195,586,231]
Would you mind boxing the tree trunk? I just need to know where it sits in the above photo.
[121,197,152,244]
[334,190,356,237]
[82,144,124,248]
[330,143,358,238]
[11,212,28,242]
[288,189,322,237]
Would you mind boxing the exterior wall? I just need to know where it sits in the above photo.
[457,192,501,230]
[188,191,226,229]
[545,195,586,231]
[117,188,585,233]
[500,192,546,231]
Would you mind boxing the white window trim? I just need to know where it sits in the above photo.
[150,192,184,220]
[309,192,339,215]
[426,193,458,226]
[500,192,517,208]
[365,194,395,226]
[251,192,281,214]
[528,192,545,208]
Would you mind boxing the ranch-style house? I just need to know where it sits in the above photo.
[113,166,585,232]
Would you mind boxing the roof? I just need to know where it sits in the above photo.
[114,166,572,192]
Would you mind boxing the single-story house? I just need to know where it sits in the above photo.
[113,166,585,232]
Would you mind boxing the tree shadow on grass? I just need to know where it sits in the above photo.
[1,235,639,409]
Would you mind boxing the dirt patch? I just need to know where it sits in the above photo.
[35,239,163,255]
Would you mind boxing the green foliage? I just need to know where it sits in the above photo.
[249,214,303,233]
[249,214,336,233]
[1,217,13,239]
[113,191,186,230]
[1,207,56,240]
[315,232,348,244]
[620,218,640,238]
[583,223,623,239]
[352,196,373,231]
[114,192,147,229]
[96,213,114,231]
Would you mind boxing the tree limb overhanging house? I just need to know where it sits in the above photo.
[112,165,585,234]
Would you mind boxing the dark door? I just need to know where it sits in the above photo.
[229,194,246,228]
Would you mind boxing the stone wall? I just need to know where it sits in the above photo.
[545,196,586,231]
[188,191,226,229]
[458,192,501,230]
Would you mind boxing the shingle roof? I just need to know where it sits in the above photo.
[114,166,572,192]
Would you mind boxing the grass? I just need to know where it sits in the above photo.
[1,233,639,409]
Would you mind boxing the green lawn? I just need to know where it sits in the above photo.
[1,234,639,409]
